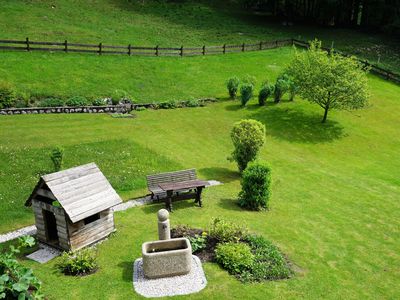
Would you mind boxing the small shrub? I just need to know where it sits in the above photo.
[92,98,106,106]
[215,242,254,274]
[0,82,16,109]
[111,89,132,105]
[240,83,254,106]
[209,218,248,243]
[158,100,178,109]
[50,146,64,172]
[0,237,43,299]
[185,99,201,107]
[274,74,291,103]
[66,96,89,107]
[258,82,274,106]
[226,76,240,99]
[135,106,147,111]
[57,248,98,276]
[39,98,64,107]
[228,119,266,172]
[288,80,298,101]
[238,162,272,210]
[187,232,208,253]
[244,235,292,281]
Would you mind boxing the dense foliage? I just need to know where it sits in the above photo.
[274,74,291,103]
[65,96,89,107]
[38,98,64,107]
[239,83,254,106]
[0,82,16,109]
[209,218,248,243]
[286,40,369,122]
[229,119,266,172]
[187,232,208,253]
[57,248,98,276]
[258,82,274,106]
[226,76,240,99]
[0,236,43,299]
[215,242,254,274]
[241,234,292,282]
[238,162,272,210]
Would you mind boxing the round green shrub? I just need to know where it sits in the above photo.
[240,83,254,106]
[0,82,16,109]
[215,242,254,275]
[238,162,272,210]
[258,82,274,106]
[92,98,106,106]
[57,248,98,276]
[39,98,64,107]
[209,218,248,243]
[66,96,89,107]
[229,119,266,172]
[226,76,240,99]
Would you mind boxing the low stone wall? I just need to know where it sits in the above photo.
[0,105,130,115]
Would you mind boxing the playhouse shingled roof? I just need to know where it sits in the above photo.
[25,163,122,223]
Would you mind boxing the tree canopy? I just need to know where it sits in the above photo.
[286,40,369,123]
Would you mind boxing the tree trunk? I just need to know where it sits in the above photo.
[322,105,329,123]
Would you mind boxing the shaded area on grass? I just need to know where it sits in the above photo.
[198,167,239,184]
[250,105,345,143]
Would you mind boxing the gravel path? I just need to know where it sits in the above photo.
[0,180,222,244]
[133,255,207,298]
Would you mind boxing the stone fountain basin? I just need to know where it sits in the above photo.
[142,238,192,279]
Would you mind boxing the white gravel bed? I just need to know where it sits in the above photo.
[133,255,207,298]
[0,225,37,244]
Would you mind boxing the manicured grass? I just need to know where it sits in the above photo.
[0,47,290,101]
[0,60,399,298]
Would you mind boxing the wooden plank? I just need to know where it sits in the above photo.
[69,220,114,244]
[43,163,97,182]
[64,188,119,212]
[57,181,111,205]
[70,214,113,237]
[36,188,57,200]
[67,195,120,222]
[47,172,107,196]
[0,46,27,51]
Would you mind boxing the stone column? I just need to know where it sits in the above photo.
[157,209,170,240]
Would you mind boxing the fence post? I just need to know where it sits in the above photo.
[223,44,226,54]
[259,41,262,50]
[275,40,278,48]
[155,45,159,56]
[98,42,102,55]
[180,46,183,56]
[26,37,30,52]
[242,43,245,52]
[291,38,294,46]
[202,45,205,55]
[128,44,131,56]
[64,40,68,52]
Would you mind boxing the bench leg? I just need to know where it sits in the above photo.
[166,190,173,212]
[195,187,203,207]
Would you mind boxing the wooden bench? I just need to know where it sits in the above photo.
[146,169,197,200]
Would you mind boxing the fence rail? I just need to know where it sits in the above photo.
[0,37,399,84]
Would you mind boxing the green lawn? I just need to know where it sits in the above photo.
[0,53,399,298]
[0,0,399,99]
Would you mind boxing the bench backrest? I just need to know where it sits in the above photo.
[146,169,197,189]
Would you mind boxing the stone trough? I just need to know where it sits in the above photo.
[142,237,192,279]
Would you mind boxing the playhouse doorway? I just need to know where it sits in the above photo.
[43,209,59,246]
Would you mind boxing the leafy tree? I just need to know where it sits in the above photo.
[226,76,240,99]
[229,119,266,172]
[286,40,369,123]
[0,81,16,109]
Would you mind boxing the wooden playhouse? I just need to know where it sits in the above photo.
[25,163,122,251]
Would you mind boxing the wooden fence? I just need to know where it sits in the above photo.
[0,37,291,56]
[0,37,398,84]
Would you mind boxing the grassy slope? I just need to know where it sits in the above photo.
[1,72,398,299]
[0,0,399,99]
